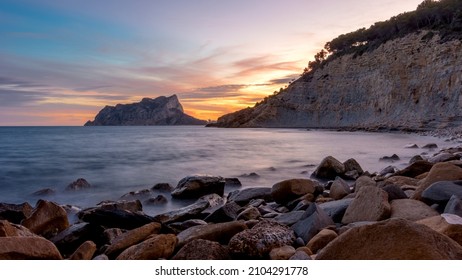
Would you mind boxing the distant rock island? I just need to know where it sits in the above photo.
[84,95,207,126]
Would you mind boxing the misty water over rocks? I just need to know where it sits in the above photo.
[0,126,458,216]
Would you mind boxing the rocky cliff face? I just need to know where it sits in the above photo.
[215,32,462,131]
[84,95,206,126]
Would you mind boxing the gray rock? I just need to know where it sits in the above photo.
[177,221,248,248]
[422,143,438,149]
[379,154,400,162]
[312,156,345,180]
[154,201,209,224]
[225,178,242,188]
[228,187,273,206]
[429,153,459,164]
[329,177,350,200]
[394,160,433,178]
[390,199,439,221]
[422,181,462,204]
[379,165,398,176]
[120,189,151,200]
[151,183,174,192]
[171,175,225,199]
[318,198,354,223]
[236,206,261,221]
[204,201,241,223]
[168,219,208,232]
[31,188,56,196]
[405,144,419,149]
[273,211,305,226]
[66,178,92,191]
[96,200,143,212]
[381,184,408,201]
[410,155,425,164]
[144,195,168,205]
[289,250,312,260]
[444,195,462,217]
[271,178,318,205]
[291,203,334,243]
[343,158,364,177]
[50,223,104,257]
[0,202,33,224]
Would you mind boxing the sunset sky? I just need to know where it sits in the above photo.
[1,0,423,125]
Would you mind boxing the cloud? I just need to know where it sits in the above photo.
[0,89,44,106]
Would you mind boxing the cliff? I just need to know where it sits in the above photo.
[215,32,462,131]
[84,95,207,126]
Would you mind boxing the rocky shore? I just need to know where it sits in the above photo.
[1,144,462,260]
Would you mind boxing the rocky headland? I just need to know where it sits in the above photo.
[84,95,206,126]
[2,144,462,260]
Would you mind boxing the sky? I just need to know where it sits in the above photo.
[0,0,424,125]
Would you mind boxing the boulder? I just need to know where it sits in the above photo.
[171,175,225,199]
[422,143,438,149]
[271,179,317,205]
[379,154,400,162]
[291,203,334,243]
[204,201,241,223]
[429,153,459,164]
[66,178,92,191]
[116,234,177,260]
[229,220,296,259]
[329,177,350,200]
[21,200,69,238]
[120,189,151,200]
[394,160,433,178]
[172,239,230,260]
[289,250,312,260]
[144,195,168,205]
[68,241,97,260]
[316,218,462,260]
[0,202,33,224]
[384,176,419,188]
[342,185,391,224]
[306,229,338,254]
[78,208,155,230]
[168,219,208,233]
[151,183,174,192]
[417,214,462,246]
[421,181,462,204]
[412,163,462,200]
[31,188,56,196]
[405,144,419,148]
[312,156,345,180]
[444,195,462,217]
[269,245,296,260]
[50,223,104,257]
[410,155,426,164]
[390,199,439,221]
[0,220,36,237]
[177,221,248,248]
[197,193,226,208]
[343,158,364,177]
[153,201,209,224]
[225,178,242,188]
[228,187,273,206]
[103,228,124,244]
[96,200,143,212]
[93,254,109,260]
[105,222,161,259]
[353,176,376,193]
[273,211,306,226]
[381,184,408,201]
[236,206,261,221]
[318,198,354,223]
[379,165,398,177]
[0,236,63,260]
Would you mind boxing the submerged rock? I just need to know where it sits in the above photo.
[171,175,225,199]
[312,156,345,180]
[66,178,92,191]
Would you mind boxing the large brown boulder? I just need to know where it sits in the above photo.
[329,177,350,200]
[116,234,177,260]
[342,185,391,224]
[177,220,247,248]
[390,199,439,221]
[171,175,225,199]
[316,218,462,260]
[21,200,69,237]
[312,156,345,180]
[271,179,318,205]
[172,239,230,260]
[0,202,33,224]
[68,241,97,260]
[0,236,63,260]
[306,229,338,254]
[417,214,462,246]
[0,220,36,237]
[413,163,462,200]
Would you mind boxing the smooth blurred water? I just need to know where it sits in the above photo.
[0,126,455,215]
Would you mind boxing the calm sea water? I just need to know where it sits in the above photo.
[0,126,455,215]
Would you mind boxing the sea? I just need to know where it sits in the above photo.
[0,126,457,216]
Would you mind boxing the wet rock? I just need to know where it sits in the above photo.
[405,144,419,149]
[171,175,225,199]
[31,188,56,196]
[116,234,177,260]
[353,176,376,193]
[228,187,273,206]
[236,206,261,221]
[381,184,408,201]
[318,198,354,223]
[154,201,209,224]
[225,178,242,188]
[316,218,462,260]
[429,153,459,164]
[0,220,35,237]
[204,201,241,223]
[384,176,419,188]
[93,254,109,260]
[177,220,247,248]
[271,179,318,205]
[394,160,433,178]
[379,165,398,177]
[151,183,174,192]
[172,239,230,260]
[0,202,33,224]
[269,245,296,260]
[379,154,400,162]
[422,143,438,149]
[410,155,425,164]
[417,214,462,246]
[312,156,345,180]
[96,200,143,212]
[50,223,104,257]
[390,199,439,221]
[273,211,305,226]
[78,208,155,230]
[105,222,161,259]
[120,189,151,200]
[444,195,462,217]
[338,221,377,235]
[306,229,338,254]
[68,241,96,260]
[289,250,312,260]
[21,200,69,238]
[0,236,63,260]
[343,158,364,178]
[103,228,124,244]
[66,178,92,191]
[294,237,305,247]
[240,172,260,178]
[291,203,334,243]
[144,195,168,205]
[342,185,391,224]
[421,180,462,204]
[329,177,350,200]
[229,220,296,259]
[197,193,226,208]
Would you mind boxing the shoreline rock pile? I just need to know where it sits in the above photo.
[1,145,462,260]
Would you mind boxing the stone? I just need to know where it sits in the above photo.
[172,239,230,260]
[78,208,155,230]
[296,246,313,255]
[316,218,462,260]
[291,203,334,243]
[229,220,296,259]
[225,178,242,188]
[306,229,338,254]
[444,195,462,217]
[197,193,226,209]
[0,236,63,260]
[379,165,398,176]
[294,237,305,247]
[93,254,109,260]
[0,220,36,237]
[379,154,400,162]
[318,198,354,223]
[31,188,56,196]
[421,181,462,204]
[104,228,124,244]
[269,245,296,260]
[144,195,168,205]
[228,187,273,206]
[177,221,248,248]
[405,144,419,148]
[204,201,241,223]
[151,183,174,192]
[50,223,104,257]
[66,178,92,191]
[273,211,306,226]
[394,160,433,178]
[343,158,364,176]
[236,206,261,221]
[312,156,345,180]
[410,155,425,164]
[68,241,97,260]
[240,172,260,178]
[390,199,439,221]
[0,202,33,224]
[353,176,376,193]
[417,214,462,246]
[341,185,391,224]
[338,221,377,235]
[429,153,459,164]
[96,200,143,212]
[168,219,208,233]
[153,201,209,224]
[21,200,69,238]
[271,179,318,205]
[289,250,312,260]
[413,163,462,200]
[329,177,350,200]
[422,143,438,149]
[116,234,177,260]
[381,184,408,201]
[105,222,162,259]
[384,176,419,188]
[171,175,225,199]
[120,189,151,200]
